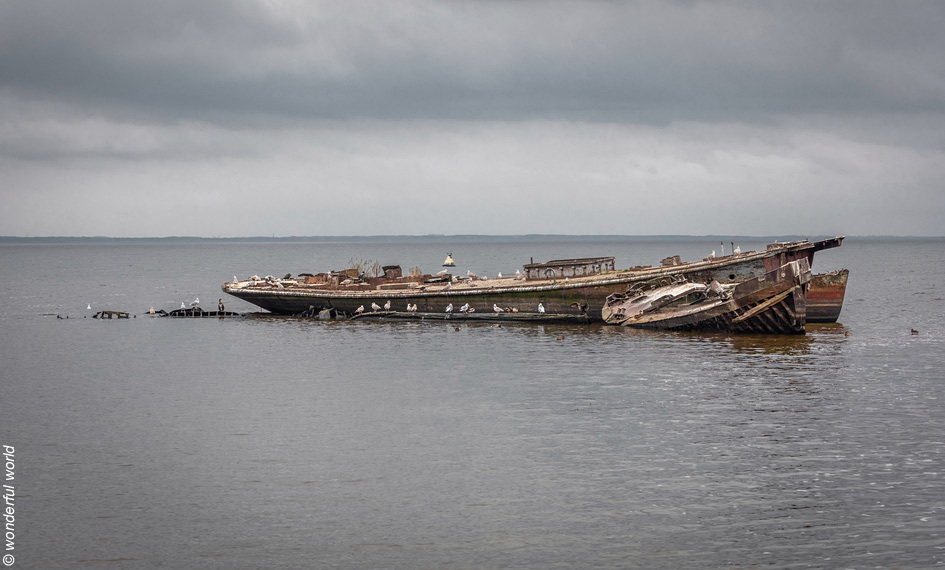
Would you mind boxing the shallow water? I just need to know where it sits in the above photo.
[1,236,943,568]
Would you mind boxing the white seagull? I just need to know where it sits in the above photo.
[445,303,453,313]
[371,302,381,312]
[707,250,716,259]
[734,245,741,255]
[181,302,186,309]
[407,303,417,312]
[190,297,200,306]
[493,304,503,313]
[87,303,91,310]
[466,270,478,280]
[383,299,391,311]
[538,303,545,314]
[233,276,238,283]
[515,270,524,280]
[460,303,470,313]
[354,305,364,315]
[436,269,448,277]
[497,272,503,278]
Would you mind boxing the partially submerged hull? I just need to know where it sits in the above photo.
[223,236,843,323]
[807,269,849,323]
[602,259,811,333]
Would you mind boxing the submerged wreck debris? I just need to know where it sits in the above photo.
[222,236,846,333]
[602,259,811,334]
[164,306,241,318]
[93,310,130,319]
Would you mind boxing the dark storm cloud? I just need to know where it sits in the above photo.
[3,1,943,126]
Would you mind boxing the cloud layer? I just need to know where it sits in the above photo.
[2,1,943,236]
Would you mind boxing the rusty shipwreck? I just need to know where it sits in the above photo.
[223,236,845,328]
[601,259,811,333]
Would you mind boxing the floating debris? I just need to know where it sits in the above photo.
[93,311,130,319]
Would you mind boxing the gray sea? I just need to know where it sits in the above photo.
[1,236,944,569]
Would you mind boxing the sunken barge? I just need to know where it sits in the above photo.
[223,236,845,329]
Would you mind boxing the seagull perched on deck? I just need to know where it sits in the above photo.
[707,250,716,259]
[383,299,391,311]
[190,297,199,306]
[407,303,417,312]
[734,245,741,255]
[466,270,478,280]
[436,269,448,277]
[181,302,186,309]
[538,303,545,314]
[355,305,365,315]
[87,303,91,310]
[497,272,503,278]
[494,304,503,313]
[233,276,238,283]
[371,302,381,312]
[445,303,453,313]
[460,303,470,313]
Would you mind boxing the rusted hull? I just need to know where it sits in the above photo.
[223,237,843,323]
[807,269,848,323]
[602,260,810,334]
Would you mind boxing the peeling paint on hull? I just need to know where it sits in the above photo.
[807,269,849,323]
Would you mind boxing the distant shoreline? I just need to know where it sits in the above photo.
[0,234,941,245]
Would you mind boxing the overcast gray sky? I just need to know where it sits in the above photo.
[1,0,943,237]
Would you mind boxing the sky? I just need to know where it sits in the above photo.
[1,0,944,237]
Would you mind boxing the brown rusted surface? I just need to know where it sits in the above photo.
[602,259,811,333]
[807,269,849,323]
[523,257,615,280]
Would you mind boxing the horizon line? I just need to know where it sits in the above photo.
[2,233,942,241]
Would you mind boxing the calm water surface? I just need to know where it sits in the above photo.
[1,236,944,569]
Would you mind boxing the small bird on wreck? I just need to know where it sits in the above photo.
[460,303,470,313]
[407,303,417,312]
[354,305,365,315]
[467,270,478,280]
[493,304,503,313]
[707,251,716,260]
[538,303,545,314]
[371,302,381,312]
[383,299,391,311]
[190,297,200,306]
[445,303,453,313]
